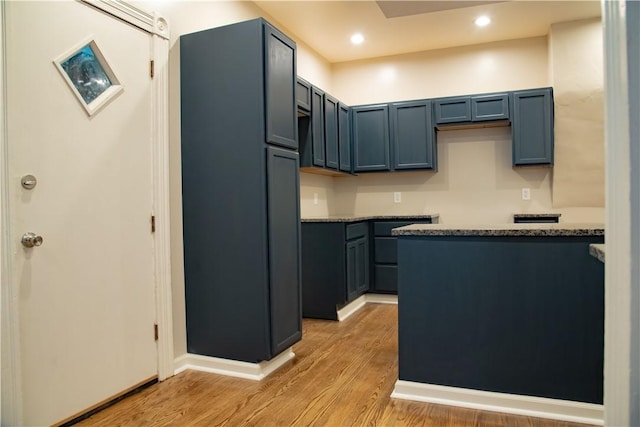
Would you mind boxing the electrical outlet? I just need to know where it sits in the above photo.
[522,188,531,201]
[313,193,319,205]
[394,192,401,203]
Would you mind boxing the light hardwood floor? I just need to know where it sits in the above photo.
[78,304,593,426]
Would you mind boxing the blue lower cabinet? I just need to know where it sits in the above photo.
[352,105,391,172]
[301,222,369,319]
[512,88,554,166]
[371,219,435,293]
[397,235,604,404]
[390,100,437,170]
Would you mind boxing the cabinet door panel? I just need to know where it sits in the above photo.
[374,237,397,264]
[264,24,297,150]
[311,87,326,167]
[338,103,352,172]
[512,88,554,166]
[374,265,398,293]
[352,105,390,172]
[296,77,311,112]
[472,94,509,121]
[356,237,370,294]
[391,101,436,170]
[267,147,302,355]
[434,96,471,124]
[324,94,339,170]
[346,240,359,302]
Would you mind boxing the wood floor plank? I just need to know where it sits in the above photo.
[77,304,594,427]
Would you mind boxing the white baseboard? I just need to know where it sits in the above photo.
[173,348,295,381]
[365,293,398,305]
[337,295,367,321]
[336,293,398,321]
[391,380,604,426]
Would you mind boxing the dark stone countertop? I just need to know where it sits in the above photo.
[392,222,605,237]
[301,214,439,223]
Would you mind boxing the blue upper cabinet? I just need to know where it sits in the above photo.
[352,104,391,172]
[471,93,509,121]
[296,77,311,113]
[310,87,326,167]
[264,24,297,150]
[338,103,352,173]
[435,93,509,124]
[324,94,339,170]
[433,96,471,124]
[512,88,554,166]
[390,100,437,170]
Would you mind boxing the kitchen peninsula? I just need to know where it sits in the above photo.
[392,222,605,420]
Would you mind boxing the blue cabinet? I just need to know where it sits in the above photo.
[264,24,297,150]
[435,93,510,124]
[310,87,326,167]
[301,221,369,320]
[324,94,339,170]
[390,100,437,170]
[266,146,303,355]
[338,103,352,173]
[352,104,391,172]
[371,219,436,293]
[512,88,554,166]
[472,93,509,121]
[296,77,311,113]
[180,18,301,363]
[345,222,370,300]
[434,96,471,124]
[299,85,349,174]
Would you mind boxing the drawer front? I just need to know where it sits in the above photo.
[374,265,398,293]
[346,222,368,240]
[374,220,432,236]
[374,237,397,264]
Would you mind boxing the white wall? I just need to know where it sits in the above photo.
[549,18,605,208]
[332,36,549,105]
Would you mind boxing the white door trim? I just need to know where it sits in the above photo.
[602,0,635,425]
[150,30,174,381]
[0,1,172,424]
[0,0,24,424]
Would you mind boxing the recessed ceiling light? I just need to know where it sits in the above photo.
[475,16,491,27]
[350,33,365,45]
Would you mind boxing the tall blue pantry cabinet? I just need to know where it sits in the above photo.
[180,18,302,363]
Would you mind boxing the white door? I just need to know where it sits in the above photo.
[6,1,157,425]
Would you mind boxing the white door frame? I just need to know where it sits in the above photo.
[602,0,637,425]
[0,1,173,424]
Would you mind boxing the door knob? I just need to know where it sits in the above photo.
[21,232,43,248]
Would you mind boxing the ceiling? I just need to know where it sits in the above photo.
[253,1,602,63]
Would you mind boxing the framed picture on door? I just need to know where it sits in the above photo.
[54,37,124,116]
